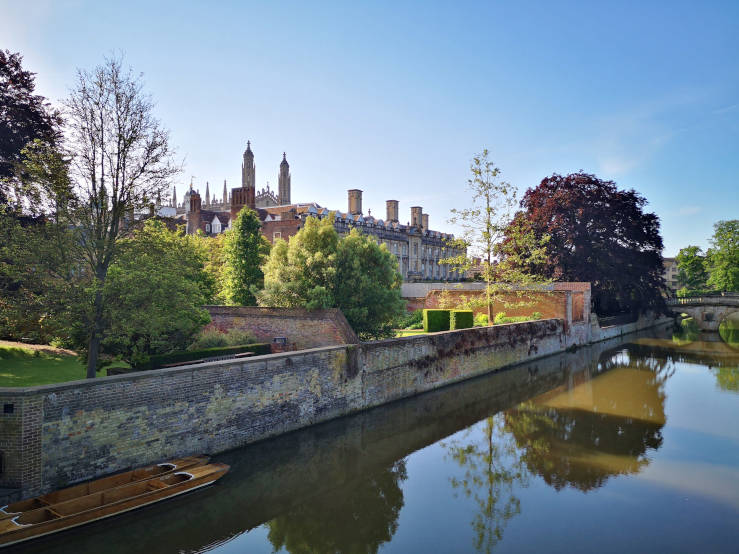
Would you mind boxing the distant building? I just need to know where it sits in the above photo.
[178,140,465,282]
[663,257,679,292]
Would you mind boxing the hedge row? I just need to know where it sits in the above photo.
[134,343,271,371]
[450,310,474,330]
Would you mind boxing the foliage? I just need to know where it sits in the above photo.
[0,344,85,387]
[334,227,406,339]
[100,220,212,366]
[676,245,709,293]
[718,312,739,351]
[705,220,739,292]
[423,309,450,332]
[506,172,666,316]
[445,150,551,323]
[394,309,423,330]
[0,50,63,210]
[259,216,405,339]
[191,231,228,304]
[672,316,699,345]
[493,312,541,325]
[450,310,474,330]
[189,327,256,350]
[64,55,179,377]
[474,313,489,327]
[222,207,270,305]
[135,343,270,371]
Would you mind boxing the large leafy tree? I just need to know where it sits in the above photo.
[506,172,666,316]
[675,245,709,295]
[706,220,739,292]
[101,220,213,366]
[0,50,63,211]
[221,207,270,305]
[259,216,405,339]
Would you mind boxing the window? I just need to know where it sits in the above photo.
[205,223,211,233]
[212,219,221,234]
[273,231,282,240]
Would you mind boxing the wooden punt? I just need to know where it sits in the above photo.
[0,462,229,548]
[0,455,209,519]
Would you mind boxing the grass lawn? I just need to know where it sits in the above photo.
[0,344,87,387]
[395,329,427,337]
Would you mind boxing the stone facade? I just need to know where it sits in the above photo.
[203,306,358,350]
[0,313,669,501]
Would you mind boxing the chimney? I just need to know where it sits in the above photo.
[386,200,399,222]
[410,206,423,228]
[348,189,363,215]
[422,213,429,231]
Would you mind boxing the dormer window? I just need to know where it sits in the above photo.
[212,218,221,234]
[205,223,211,233]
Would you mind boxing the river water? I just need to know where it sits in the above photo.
[12,327,739,553]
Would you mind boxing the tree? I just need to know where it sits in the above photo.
[445,150,550,322]
[706,220,739,292]
[64,56,179,377]
[221,207,270,305]
[101,220,212,366]
[335,228,406,339]
[0,50,63,211]
[506,172,666,316]
[675,245,708,295]
[259,216,405,339]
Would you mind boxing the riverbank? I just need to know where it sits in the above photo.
[0,314,670,501]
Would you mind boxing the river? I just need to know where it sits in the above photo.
[11,327,739,553]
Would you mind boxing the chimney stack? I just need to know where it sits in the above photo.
[348,189,363,215]
[386,200,399,222]
[422,213,429,231]
[410,206,423,228]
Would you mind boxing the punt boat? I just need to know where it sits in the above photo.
[0,462,229,548]
[0,455,209,519]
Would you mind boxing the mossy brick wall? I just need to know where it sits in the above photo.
[0,316,665,500]
[204,306,359,350]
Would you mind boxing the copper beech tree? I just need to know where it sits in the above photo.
[505,172,666,316]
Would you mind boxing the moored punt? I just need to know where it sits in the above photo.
[0,462,229,548]
[0,455,209,519]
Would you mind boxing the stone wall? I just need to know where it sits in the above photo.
[0,313,669,501]
[204,306,358,350]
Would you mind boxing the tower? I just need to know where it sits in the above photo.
[278,152,291,205]
[240,140,256,210]
[172,185,177,208]
[348,189,363,215]
[223,179,228,204]
[205,181,210,206]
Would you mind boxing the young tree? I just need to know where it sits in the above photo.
[675,245,709,294]
[102,220,212,366]
[445,150,550,322]
[706,220,739,292]
[0,50,63,211]
[507,172,666,316]
[221,207,270,305]
[64,56,179,377]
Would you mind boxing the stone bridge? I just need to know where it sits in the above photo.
[667,295,739,331]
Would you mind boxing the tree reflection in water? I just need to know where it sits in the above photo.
[266,460,407,554]
[442,415,528,553]
[443,347,673,551]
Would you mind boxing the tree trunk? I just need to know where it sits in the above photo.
[85,272,106,378]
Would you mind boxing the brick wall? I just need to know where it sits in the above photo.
[204,306,359,350]
[424,289,570,321]
[0,310,667,501]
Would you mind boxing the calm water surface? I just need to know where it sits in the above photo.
[13,328,739,553]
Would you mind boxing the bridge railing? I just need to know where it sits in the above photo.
[667,296,739,306]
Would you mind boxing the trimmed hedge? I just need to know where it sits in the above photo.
[450,310,474,330]
[423,309,451,332]
[134,343,271,371]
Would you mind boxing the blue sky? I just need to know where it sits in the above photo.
[3,0,738,254]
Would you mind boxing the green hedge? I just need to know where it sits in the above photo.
[134,343,271,371]
[423,309,451,332]
[450,310,474,330]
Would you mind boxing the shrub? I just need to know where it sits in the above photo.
[474,314,489,327]
[532,312,543,320]
[134,343,271,370]
[224,328,257,346]
[450,310,474,330]
[494,312,508,325]
[395,309,424,329]
[189,328,228,350]
[423,309,451,332]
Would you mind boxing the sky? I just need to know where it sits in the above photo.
[2,0,738,255]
